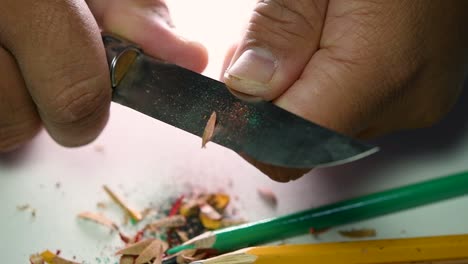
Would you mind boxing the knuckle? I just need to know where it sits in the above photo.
[248,0,325,48]
[44,71,111,127]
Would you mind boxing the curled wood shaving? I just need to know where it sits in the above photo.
[77,212,118,231]
[338,228,377,238]
[202,111,217,148]
[257,187,277,206]
[116,239,155,256]
[146,215,186,231]
[135,240,165,264]
[103,185,142,222]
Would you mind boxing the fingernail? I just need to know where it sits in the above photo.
[224,48,277,95]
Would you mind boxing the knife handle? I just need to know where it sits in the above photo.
[102,34,142,88]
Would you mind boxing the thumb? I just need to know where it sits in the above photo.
[223,0,328,101]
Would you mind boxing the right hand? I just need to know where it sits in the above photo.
[0,0,207,152]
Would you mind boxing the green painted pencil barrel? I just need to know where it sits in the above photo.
[168,170,468,254]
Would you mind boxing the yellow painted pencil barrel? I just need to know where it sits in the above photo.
[193,234,468,264]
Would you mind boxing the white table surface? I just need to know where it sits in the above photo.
[2,1,468,262]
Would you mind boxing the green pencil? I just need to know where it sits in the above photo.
[167,170,468,255]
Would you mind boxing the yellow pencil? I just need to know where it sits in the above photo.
[191,234,468,264]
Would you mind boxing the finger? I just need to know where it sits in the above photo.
[0,47,41,152]
[223,0,328,101]
[241,154,310,182]
[220,44,238,80]
[0,0,111,147]
[99,0,208,73]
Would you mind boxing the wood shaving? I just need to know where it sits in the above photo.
[141,208,158,219]
[146,215,186,231]
[96,202,107,209]
[103,185,142,222]
[119,255,135,264]
[257,187,277,206]
[38,250,80,264]
[338,228,377,238]
[208,193,230,212]
[116,239,155,256]
[176,230,190,242]
[220,218,247,228]
[200,204,222,221]
[94,145,105,153]
[176,249,197,264]
[135,240,164,264]
[201,111,217,148]
[29,254,44,264]
[77,212,118,231]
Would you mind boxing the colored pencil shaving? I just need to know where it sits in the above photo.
[191,233,468,264]
[103,185,142,222]
[202,112,217,148]
[29,250,80,264]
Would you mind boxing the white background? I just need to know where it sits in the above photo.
[1,0,468,262]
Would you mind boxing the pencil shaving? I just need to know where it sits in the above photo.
[39,250,80,264]
[119,255,135,264]
[77,212,118,230]
[116,239,155,256]
[135,240,164,264]
[338,228,377,238]
[176,230,190,242]
[200,204,222,221]
[146,215,186,231]
[103,185,142,222]
[202,111,217,148]
[257,187,277,206]
[29,254,44,264]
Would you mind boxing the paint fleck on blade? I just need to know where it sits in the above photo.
[338,228,377,238]
[202,111,217,148]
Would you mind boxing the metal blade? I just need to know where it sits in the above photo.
[103,35,378,168]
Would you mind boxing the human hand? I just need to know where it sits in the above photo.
[222,0,468,182]
[0,0,207,152]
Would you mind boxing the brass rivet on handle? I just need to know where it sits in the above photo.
[110,47,140,88]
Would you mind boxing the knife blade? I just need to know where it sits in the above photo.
[103,34,378,168]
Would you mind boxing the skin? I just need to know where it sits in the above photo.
[1,0,467,183]
[0,0,207,151]
[222,0,468,182]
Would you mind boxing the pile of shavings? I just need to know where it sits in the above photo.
[30,186,245,264]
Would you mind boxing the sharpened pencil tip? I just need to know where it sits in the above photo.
[166,244,195,255]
